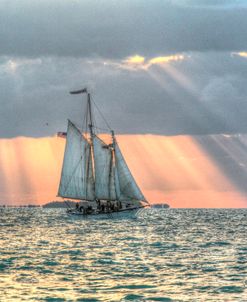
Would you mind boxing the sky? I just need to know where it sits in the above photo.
[1,0,247,206]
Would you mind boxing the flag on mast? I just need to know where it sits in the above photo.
[70,88,87,94]
[57,132,67,138]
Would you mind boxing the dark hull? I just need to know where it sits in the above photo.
[66,207,144,219]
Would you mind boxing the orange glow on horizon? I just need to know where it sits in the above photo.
[0,136,64,205]
[0,135,246,207]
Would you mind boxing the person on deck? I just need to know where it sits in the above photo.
[96,199,101,211]
[106,201,111,213]
[87,205,93,214]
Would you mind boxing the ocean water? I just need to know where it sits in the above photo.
[0,208,247,302]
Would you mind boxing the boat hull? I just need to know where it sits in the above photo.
[66,207,141,219]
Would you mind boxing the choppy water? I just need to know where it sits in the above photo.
[0,208,247,301]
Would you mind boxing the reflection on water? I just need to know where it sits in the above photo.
[0,208,246,301]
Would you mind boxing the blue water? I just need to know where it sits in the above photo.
[0,208,246,301]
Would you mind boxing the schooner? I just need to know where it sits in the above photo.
[57,88,149,217]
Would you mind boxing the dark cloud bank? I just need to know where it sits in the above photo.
[1,0,247,58]
[0,1,247,137]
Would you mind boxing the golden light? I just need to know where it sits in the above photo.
[124,55,145,65]
[0,135,246,207]
[116,135,247,208]
[0,136,64,205]
[122,54,185,70]
[158,62,198,95]
[232,52,247,58]
[149,55,184,65]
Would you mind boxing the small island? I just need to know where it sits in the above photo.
[43,200,76,208]
[151,203,170,209]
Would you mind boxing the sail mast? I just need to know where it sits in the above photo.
[87,91,96,200]
[110,130,119,201]
[69,88,96,202]
[87,92,94,139]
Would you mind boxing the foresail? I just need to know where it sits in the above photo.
[58,120,95,200]
[93,136,116,200]
[114,141,146,202]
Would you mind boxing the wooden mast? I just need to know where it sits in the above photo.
[87,91,94,139]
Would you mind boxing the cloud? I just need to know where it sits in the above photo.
[124,55,146,65]
[118,54,186,70]
[149,55,185,65]
[171,0,247,9]
[232,52,247,58]
[1,0,247,59]
[1,52,247,137]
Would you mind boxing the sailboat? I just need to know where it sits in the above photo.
[57,88,150,218]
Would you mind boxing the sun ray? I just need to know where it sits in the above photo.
[159,63,198,96]
[0,135,246,207]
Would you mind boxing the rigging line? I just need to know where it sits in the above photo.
[109,149,113,200]
[71,120,91,144]
[77,97,88,135]
[81,100,87,131]
[93,125,112,132]
[85,97,89,140]
[90,142,96,187]
[112,149,119,200]
[94,134,108,146]
[91,100,97,134]
[64,199,72,209]
[81,131,92,145]
[84,142,90,201]
[91,97,112,131]
[82,112,87,135]
[83,129,90,199]
[73,122,83,133]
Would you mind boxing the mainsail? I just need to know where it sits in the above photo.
[109,150,117,201]
[93,136,116,200]
[58,120,95,200]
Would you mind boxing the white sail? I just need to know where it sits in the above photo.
[114,162,121,200]
[85,145,95,200]
[58,120,95,200]
[109,150,117,200]
[93,136,116,200]
[114,141,146,202]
